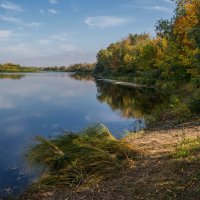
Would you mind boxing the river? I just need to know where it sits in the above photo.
[0,72,162,197]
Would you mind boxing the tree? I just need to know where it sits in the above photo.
[155,19,173,38]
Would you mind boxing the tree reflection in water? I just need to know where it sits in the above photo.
[0,74,25,80]
[69,73,94,82]
[95,80,167,119]
[68,74,169,123]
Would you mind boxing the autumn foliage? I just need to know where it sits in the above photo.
[95,0,200,118]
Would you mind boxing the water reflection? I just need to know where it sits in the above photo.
[69,75,166,119]
[0,72,167,197]
[0,73,25,80]
[69,73,94,82]
[1,72,144,197]
[95,80,165,118]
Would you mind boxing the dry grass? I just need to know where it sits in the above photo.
[26,124,139,189]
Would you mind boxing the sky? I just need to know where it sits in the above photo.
[0,0,176,67]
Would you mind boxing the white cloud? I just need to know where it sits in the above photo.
[50,33,68,41]
[0,15,42,27]
[26,22,42,27]
[0,1,22,12]
[0,29,13,40]
[48,9,58,14]
[49,0,58,5]
[163,0,173,3]
[38,33,74,47]
[120,3,173,13]
[0,15,22,23]
[85,16,132,28]
[145,6,171,12]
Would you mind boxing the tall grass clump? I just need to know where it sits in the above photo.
[27,124,139,188]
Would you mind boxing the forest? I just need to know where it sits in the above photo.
[94,0,200,122]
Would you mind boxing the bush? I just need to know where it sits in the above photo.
[189,88,200,114]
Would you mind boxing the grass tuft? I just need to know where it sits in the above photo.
[26,124,139,188]
[175,137,200,159]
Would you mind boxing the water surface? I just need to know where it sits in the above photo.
[0,72,149,196]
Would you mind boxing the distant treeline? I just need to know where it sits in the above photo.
[0,63,41,73]
[0,63,96,73]
[43,63,95,73]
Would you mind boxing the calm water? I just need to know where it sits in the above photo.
[0,72,158,197]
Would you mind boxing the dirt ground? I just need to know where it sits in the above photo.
[20,119,200,200]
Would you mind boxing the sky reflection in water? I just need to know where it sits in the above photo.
[0,73,145,196]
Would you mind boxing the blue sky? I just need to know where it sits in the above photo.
[0,0,175,66]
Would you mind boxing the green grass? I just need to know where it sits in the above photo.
[175,137,200,159]
[27,124,139,188]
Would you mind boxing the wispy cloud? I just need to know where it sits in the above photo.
[0,29,13,40]
[0,1,22,12]
[40,8,59,15]
[49,0,58,5]
[38,32,72,47]
[38,33,71,47]
[26,22,42,27]
[84,16,132,28]
[163,0,173,3]
[50,33,68,41]
[145,6,171,12]
[48,9,58,14]
[0,15,42,27]
[120,3,172,13]
[0,15,22,23]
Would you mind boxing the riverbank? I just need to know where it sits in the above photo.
[0,63,41,73]
[19,118,200,200]
[95,76,154,89]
